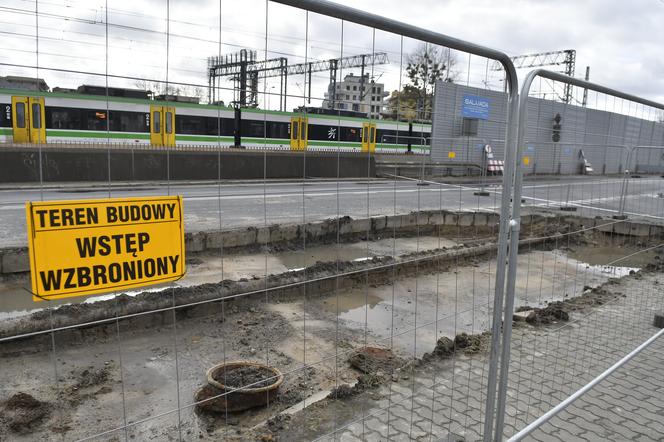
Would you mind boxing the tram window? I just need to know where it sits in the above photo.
[123,112,145,132]
[382,129,397,144]
[109,111,146,132]
[205,117,218,135]
[291,121,298,139]
[83,110,108,131]
[32,103,41,129]
[205,116,233,136]
[222,117,235,136]
[16,102,26,128]
[202,117,213,135]
[176,115,202,134]
[206,117,224,135]
[267,121,288,139]
[340,126,360,142]
[153,111,160,133]
[244,120,265,138]
[306,124,326,141]
[48,108,82,130]
[165,112,173,134]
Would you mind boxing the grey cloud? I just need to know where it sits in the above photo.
[2,0,662,106]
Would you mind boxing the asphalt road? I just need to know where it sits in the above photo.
[1,175,664,247]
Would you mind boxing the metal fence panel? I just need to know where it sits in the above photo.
[496,68,664,441]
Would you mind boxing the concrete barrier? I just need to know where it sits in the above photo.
[3,210,661,275]
[0,147,375,183]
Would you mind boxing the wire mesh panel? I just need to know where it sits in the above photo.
[494,72,664,441]
[8,1,664,442]
[0,0,527,441]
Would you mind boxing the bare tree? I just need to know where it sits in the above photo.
[134,80,206,102]
[405,44,458,120]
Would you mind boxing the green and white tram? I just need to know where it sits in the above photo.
[0,87,431,153]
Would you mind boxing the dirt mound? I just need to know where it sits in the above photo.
[566,287,619,309]
[327,383,355,399]
[266,413,291,432]
[73,366,111,389]
[524,303,569,325]
[348,347,405,374]
[423,332,491,361]
[430,337,455,357]
[518,285,625,326]
[454,332,490,354]
[327,373,383,400]
[212,365,277,389]
[1,392,50,434]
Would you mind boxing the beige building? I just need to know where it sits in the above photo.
[323,73,388,119]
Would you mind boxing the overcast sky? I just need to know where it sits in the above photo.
[1,0,663,115]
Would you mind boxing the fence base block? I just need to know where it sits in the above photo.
[654,312,664,329]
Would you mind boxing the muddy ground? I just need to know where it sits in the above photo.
[0,222,661,440]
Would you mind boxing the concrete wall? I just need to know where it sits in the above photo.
[2,209,662,274]
[431,82,664,174]
[0,148,376,183]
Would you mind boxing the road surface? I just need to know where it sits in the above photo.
[1,176,663,247]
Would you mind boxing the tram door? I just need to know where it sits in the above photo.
[289,117,299,150]
[150,105,175,147]
[290,116,308,151]
[361,122,377,153]
[11,96,46,143]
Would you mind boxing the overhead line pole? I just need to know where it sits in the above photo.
[208,50,389,107]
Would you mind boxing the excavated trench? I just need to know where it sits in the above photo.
[0,211,662,440]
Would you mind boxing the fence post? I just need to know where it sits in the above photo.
[268,2,522,436]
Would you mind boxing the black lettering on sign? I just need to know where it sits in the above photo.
[38,255,180,292]
[39,269,61,291]
[107,206,118,223]
[93,265,107,285]
[63,268,76,289]
[75,232,151,258]
[35,207,98,228]
[105,203,176,223]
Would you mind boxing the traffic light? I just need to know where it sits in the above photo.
[552,113,561,143]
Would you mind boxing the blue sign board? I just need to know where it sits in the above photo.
[461,94,490,120]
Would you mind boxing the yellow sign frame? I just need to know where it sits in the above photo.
[26,196,185,301]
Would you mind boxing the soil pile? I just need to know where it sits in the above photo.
[518,285,625,326]
[213,365,277,389]
[455,332,491,354]
[327,373,383,400]
[431,337,455,357]
[523,303,569,325]
[73,366,111,389]
[1,392,50,434]
[348,347,405,374]
[424,332,491,361]
[266,413,291,432]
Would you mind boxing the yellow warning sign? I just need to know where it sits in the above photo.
[26,196,185,301]
[523,156,530,166]
[448,151,456,159]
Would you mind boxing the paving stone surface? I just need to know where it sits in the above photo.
[319,269,664,441]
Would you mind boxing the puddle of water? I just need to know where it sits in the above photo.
[0,236,454,320]
[307,249,643,357]
[319,292,384,315]
[568,245,657,269]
